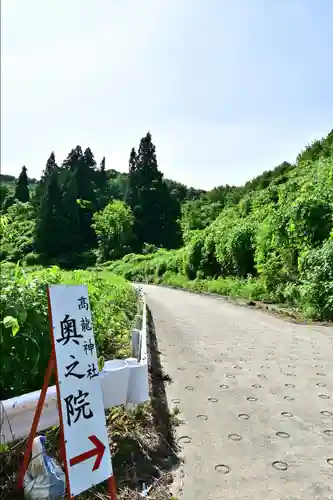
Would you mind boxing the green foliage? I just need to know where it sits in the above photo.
[14,166,30,203]
[34,168,65,258]
[109,129,333,321]
[126,133,181,250]
[165,178,204,203]
[227,219,256,277]
[2,132,195,266]
[1,193,16,212]
[180,199,223,239]
[34,152,58,202]
[0,264,137,399]
[0,184,10,211]
[142,242,160,254]
[296,129,333,164]
[1,128,333,321]
[0,202,36,261]
[210,207,240,276]
[61,146,98,248]
[23,252,42,266]
[33,146,115,263]
[92,200,134,261]
[183,231,206,279]
[107,248,184,283]
[298,239,333,320]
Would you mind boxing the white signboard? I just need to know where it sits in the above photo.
[48,284,113,497]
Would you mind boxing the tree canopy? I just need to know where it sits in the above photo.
[92,200,134,261]
[15,166,30,203]
[1,128,332,319]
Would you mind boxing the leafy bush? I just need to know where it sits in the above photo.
[0,264,137,399]
[227,220,256,277]
[211,207,240,276]
[109,154,333,321]
[183,231,205,279]
[23,252,42,266]
[92,200,134,262]
[0,202,36,262]
[142,243,159,254]
[298,239,333,320]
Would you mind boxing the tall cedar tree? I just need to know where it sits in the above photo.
[34,168,64,257]
[98,156,107,189]
[96,156,110,209]
[126,148,139,207]
[35,150,80,258]
[15,166,30,202]
[35,152,58,201]
[58,168,81,253]
[61,146,98,249]
[127,132,181,250]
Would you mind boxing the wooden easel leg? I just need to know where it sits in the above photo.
[17,354,55,489]
[108,475,117,499]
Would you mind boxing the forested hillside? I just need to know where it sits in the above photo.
[108,130,333,321]
[1,129,332,319]
[0,133,202,266]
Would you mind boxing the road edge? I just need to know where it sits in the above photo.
[142,282,333,327]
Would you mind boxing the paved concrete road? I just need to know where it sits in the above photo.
[142,284,333,500]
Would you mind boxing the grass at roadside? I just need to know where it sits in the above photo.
[96,251,271,303]
[1,402,180,499]
[104,248,333,323]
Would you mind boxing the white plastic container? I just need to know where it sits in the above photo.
[126,358,149,404]
[100,359,130,408]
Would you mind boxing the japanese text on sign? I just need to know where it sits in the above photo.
[48,285,113,497]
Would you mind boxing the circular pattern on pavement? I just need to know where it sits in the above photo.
[228,433,243,441]
[196,414,208,421]
[281,412,293,417]
[321,411,333,417]
[272,461,288,471]
[215,464,231,474]
[155,305,333,495]
[178,436,192,444]
[238,413,250,420]
[276,432,290,439]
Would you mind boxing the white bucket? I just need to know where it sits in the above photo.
[126,358,149,404]
[100,359,130,408]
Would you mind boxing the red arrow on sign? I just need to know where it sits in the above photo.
[69,435,106,471]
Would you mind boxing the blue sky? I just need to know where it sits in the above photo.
[1,0,332,189]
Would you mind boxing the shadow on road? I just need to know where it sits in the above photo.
[147,305,180,467]
[106,305,181,497]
